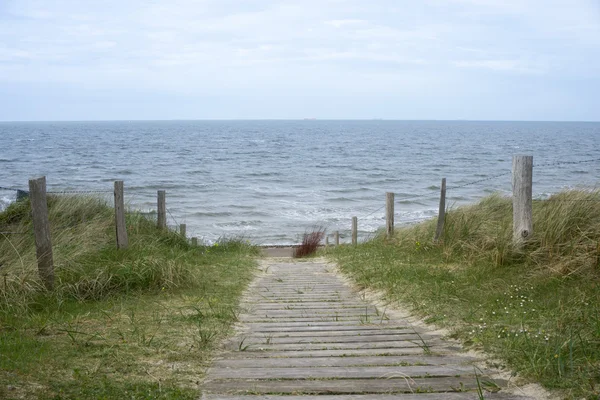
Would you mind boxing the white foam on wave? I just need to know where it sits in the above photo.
[0,195,14,212]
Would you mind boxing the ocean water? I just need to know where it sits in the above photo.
[1,120,599,244]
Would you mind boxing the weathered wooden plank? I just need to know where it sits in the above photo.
[239,328,422,338]
[226,340,444,352]
[243,322,403,330]
[352,216,358,245]
[218,347,450,359]
[203,376,495,394]
[225,333,437,346]
[208,365,478,380]
[212,354,477,369]
[243,309,380,317]
[202,393,532,400]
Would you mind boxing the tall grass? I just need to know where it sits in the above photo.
[0,195,259,399]
[293,227,325,258]
[328,190,600,399]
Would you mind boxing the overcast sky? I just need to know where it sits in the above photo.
[0,0,599,121]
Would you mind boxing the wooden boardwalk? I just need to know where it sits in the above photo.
[202,260,535,399]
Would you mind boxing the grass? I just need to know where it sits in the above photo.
[327,190,600,399]
[293,227,325,258]
[0,195,259,399]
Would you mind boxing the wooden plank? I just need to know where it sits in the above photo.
[512,155,533,246]
[218,347,448,359]
[225,340,442,352]
[243,322,404,330]
[113,180,128,250]
[352,216,358,245]
[208,365,479,380]
[226,333,437,346]
[157,190,166,229]
[335,231,339,246]
[203,376,493,394]
[239,328,421,338]
[386,192,394,238]
[213,354,477,369]
[434,177,446,243]
[28,176,54,290]
[180,223,186,238]
[202,393,532,400]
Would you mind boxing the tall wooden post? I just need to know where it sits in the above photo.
[334,231,340,246]
[386,192,394,239]
[352,217,358,245]
[157,190,166,229]
[114,181,128,249]
[180,223,186,238]
[28,177,54,290]
[512,155,533,246]
[434,178,446,243]
[325,236,329,248]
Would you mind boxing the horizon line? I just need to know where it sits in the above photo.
[1,118,599,123]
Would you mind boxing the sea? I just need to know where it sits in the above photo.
[1,120,599,245]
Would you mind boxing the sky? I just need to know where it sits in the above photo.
[0,0,599,121]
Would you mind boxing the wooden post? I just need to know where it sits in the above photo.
[325,236,329,248]
[334,231,340,246]
[386,192,394,239]
[114,181,128,249]
[191,237,198,246]
[352,216,358,245]
[512,155,533,246]
[157,190,166,229]
[28,177,54,290]
[434,178,446,243]
[180,223,186,238]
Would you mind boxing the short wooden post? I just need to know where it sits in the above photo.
[191,237,198,246]
[157,190,166,229]
[352,216,358,245]
[512,155,533,246]
[325,236,329,248]
[180,223,186,238]
[434,178,446,243]
[386,192,394,239]
[28,177,54,290]
[114,181,128,249]
[334,231,340,246]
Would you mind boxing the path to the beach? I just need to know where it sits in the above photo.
[201,257,538,399]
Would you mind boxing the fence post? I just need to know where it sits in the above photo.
[157,190,166,229]
[180,223,186,238]
[386,192,394,239]
[325,236,329,248]
[334,231,340,246]
[352,216,358,245]
[28,176,54,290]
[434,178,446,243]
[191,237,198,246]
[114,181,128,250]
[512,155,533,246]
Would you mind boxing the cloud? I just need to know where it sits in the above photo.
[0,0,598,120]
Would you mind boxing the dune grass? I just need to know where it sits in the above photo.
[0,195,259,399]
[327,190,600,399]
[293,227,325,258]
